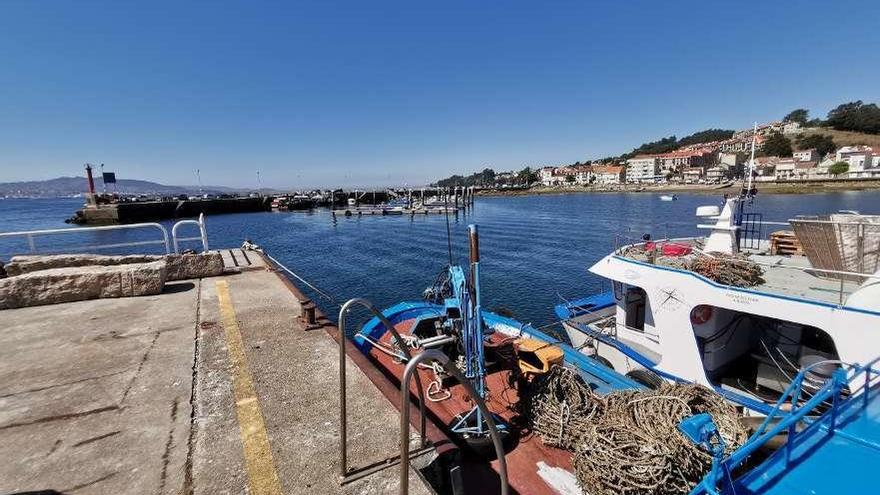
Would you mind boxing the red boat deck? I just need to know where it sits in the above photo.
[367,319,577,495]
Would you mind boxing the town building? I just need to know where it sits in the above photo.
[539,167,557,186]
[794,161,818,180]
[655,149,715,174]
[682,167,704,182]
[625,155,660,183]
[773,158,799,180]
[718,152,738,168]
[705,166,729,183]
[783,121,802,135]
[836,146,874,173]
[592,165,625,185]
[719,135,765,153]
[793,149,820,162]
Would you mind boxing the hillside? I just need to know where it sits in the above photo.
[797,127,880,150]
[0,176,241,198]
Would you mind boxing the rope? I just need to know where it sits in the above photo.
[265,253,342,307]
[623,246,765,287]
[522,366,749,495]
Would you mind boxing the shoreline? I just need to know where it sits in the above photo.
[476,179,880,197]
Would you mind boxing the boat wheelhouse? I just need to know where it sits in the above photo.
[558,195,880,413]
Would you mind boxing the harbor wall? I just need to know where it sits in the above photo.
[73,197,273,224]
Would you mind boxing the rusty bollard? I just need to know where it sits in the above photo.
[299,299,322,330]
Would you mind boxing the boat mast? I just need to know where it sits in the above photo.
[744,121,758,198]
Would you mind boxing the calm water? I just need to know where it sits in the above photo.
[2,191,879,328]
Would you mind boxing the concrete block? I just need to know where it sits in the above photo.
[5,254,162,277]
[6,252,225,281]
[0,260,167,309]
[165,252,224,281]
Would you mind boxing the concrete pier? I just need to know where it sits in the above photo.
[0,250,433,494]
[70,197,274,225]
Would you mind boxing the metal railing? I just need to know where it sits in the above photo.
[0,221,171,256]
[692,357,880,495]
[337,298,429,485]
[400,349,509,495]
[0,214,210,259]
[171,213,209,253]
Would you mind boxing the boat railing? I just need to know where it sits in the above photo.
[336,298,431,485]
[399,349,509,495]
[613,233,880,306]
[0,214,211,259]
[691,357,880,494]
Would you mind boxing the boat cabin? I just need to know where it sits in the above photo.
[564,197,880,411]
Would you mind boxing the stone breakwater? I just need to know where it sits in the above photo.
[0,252,224,309]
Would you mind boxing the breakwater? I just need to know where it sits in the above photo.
[68,196,273,224]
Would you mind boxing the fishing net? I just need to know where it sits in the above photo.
[689,253,764,287]
[622,244,764,288]
[522,366,749,495]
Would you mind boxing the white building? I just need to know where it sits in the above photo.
[682,167,704,183]
[593,165,625,185]
[836,146,874,173]
[793,149,820,162]
[783,121,802,134]
[774,158,799,180]
[625,155,660,183]
[539,167,557,186]
[706,166,729,182]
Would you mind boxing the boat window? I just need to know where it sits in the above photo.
[624,287,647,331]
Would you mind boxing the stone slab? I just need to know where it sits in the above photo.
[0,260,167,309]
[6,252,224,282]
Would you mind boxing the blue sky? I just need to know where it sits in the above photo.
[0,1,878,188]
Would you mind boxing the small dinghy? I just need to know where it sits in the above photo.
[660,193,677,201]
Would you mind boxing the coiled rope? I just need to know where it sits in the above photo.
[522,366,748,495]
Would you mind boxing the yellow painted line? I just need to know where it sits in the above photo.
[216,280,284,495]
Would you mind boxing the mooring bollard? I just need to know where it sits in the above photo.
[300,299,322,330]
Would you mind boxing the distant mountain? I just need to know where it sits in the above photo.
[0,176,245,198]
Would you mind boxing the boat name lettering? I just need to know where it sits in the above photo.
[724,292,759,305]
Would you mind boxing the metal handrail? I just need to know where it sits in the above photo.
[400,349,509,495]
[337,298,428,483]
[171,213,209,253]
[0,222,170,256]
[695,358,880,494]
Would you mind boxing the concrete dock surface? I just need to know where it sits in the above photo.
[0,251,433,494]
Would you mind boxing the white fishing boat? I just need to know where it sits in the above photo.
[557,126,880,414]
[659,194,677,201]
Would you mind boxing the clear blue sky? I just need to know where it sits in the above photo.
[1,1,878,189]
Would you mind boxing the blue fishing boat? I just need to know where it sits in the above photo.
[682,357,880,494]
[345,224,645,494]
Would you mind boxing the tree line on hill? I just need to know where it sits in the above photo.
[432,100,878,186]
[783,101,880,135]
[435,167,538,187]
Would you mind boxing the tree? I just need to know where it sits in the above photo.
[826,100,880,134]
[478,168,496,186]
[795,133,836,157]
[783,108,809,124]
[828,161,850,177]
[516,167,538,185]
[565,174,575,184]
[762,132,793,157]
